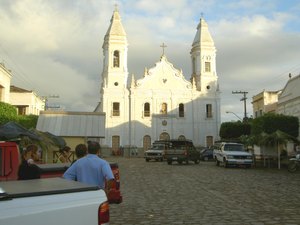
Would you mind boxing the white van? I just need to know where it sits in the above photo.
[213,142,253,168]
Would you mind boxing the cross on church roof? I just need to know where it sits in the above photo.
[160,43,167,55]
[114,4,118,11]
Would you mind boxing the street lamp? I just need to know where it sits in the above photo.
[226,111,242,121]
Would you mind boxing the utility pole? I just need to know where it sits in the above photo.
[232,91,248,122]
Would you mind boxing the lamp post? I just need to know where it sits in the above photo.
[226,111,242,121]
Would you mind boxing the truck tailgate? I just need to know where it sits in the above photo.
[0,178,108,225]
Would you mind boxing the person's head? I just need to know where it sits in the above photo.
[87,141,100,154]
[75,144,87,159]
[23,144,40,161]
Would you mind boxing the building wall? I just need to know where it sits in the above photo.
[0,63,12,103]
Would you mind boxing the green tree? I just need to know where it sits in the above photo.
[0,102,17,125]
[219,121,251,140]
[258,130,299,169]
[252,113,299,138]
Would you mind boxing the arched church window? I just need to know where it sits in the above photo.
[144,102,150,117]
[206,104,212,118]
[192,57,196,74]
[113,50,120,68]
[161,103,167,114]
[205,62,211,72]
[179,103,184,117]
[113,102,120,116]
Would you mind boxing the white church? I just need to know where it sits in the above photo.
[95,8,221,152]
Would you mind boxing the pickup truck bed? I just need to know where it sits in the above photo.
[0,178,109,225]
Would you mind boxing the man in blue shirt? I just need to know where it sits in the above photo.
[63,141,114,192]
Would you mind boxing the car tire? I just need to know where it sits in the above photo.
[194,159,200,164]
[288,161,297,172]
[204,156,208,161]
[145,158,149,162]
[167,160,172,165]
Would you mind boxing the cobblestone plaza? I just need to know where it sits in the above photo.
[109,157,300,225]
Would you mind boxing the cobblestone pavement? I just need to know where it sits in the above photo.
[108,157,300,225]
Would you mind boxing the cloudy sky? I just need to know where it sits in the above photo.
[1,0,300,122]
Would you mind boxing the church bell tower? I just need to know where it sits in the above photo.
[190,17,218,93]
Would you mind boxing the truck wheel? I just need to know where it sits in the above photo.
[288,161,297,172]
[194,159,200,164]
[167,160,172,165]
[145,158,149,162]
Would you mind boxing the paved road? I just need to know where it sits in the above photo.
[108,157,300,225]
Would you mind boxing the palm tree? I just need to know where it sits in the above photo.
[258,130,298,169]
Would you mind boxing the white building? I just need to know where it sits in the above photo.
[277,74,300,139]
[9,85,45,115]
[96,8,221,151]
[0,62,12,103]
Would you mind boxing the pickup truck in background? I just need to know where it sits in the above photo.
[0,141,122,203]
[0,177,110,225]
[144,140,171,162]
[164,139,200,165]
[213,142,253,168]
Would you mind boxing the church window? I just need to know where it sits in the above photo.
[205,62,211,72]
[179,103,184,117]
[113,50,120,68]
[113,102,120,116]
[144,102,150,117]
[206,104,212,118]
[161,103,167,114]
[192,57,196,74]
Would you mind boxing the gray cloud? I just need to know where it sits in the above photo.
[0,0,299,122]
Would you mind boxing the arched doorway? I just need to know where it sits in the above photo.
[143,135,151,151]
[178,135,186,140]
[159,132,170,140]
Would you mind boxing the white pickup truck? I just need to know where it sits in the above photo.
[0,177,110,225]
[213,142,253,168]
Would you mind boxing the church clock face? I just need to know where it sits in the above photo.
[162,120,167,126]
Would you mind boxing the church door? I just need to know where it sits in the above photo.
[112,136,120,155]
[159,132,170,140]
[143,135,151,151]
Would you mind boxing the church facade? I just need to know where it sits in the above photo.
[96,8,221,151]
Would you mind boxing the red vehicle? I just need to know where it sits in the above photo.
[0,141,122,203]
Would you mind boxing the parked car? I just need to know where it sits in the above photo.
[200,148,214,161]
[213,142,253,168]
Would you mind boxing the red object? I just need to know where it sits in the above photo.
[0,142,20,181]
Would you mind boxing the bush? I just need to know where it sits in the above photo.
[219,121,251,139]
[0,102,17,125]
[18,114,39,129]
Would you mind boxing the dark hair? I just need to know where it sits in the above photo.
[87,141,100,154]
[75,144,87,158]
[60,146,71,153]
